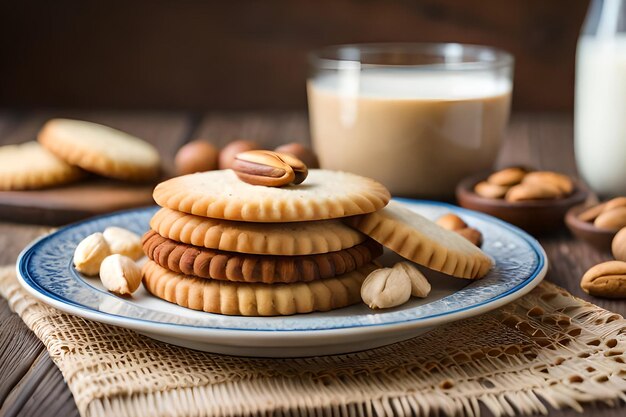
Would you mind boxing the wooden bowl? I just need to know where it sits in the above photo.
[456,173,589,235]
[565,203,616,252]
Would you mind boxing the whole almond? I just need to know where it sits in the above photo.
[522,171,573,195]
[487,167,526,186]
[232,150,309,187]
[603,197,626,213]
[612,227,626,262]
[580,260,626,298]
[456,227,483,247]
[232,150,295,187]
[274,151,308,184]
[436,213,467,231]
[505,182,562,202]
[474,181,509,199]
[594,206,626,230]
[578,202,607,223]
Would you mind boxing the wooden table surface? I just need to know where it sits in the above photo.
[0,111,623,417]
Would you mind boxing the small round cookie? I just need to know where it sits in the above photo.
[347,201,493,279]
[150,207,366,255]
[142,230,383,283]
[38,118,160,181]
[142,260,376,316]
[0,141,84,190]
[153,169,390,222]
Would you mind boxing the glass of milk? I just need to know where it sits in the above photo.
[576,0,626,197]
[307,43,513,198]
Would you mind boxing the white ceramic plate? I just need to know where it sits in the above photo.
[17,199,547,357]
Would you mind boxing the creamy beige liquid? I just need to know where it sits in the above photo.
[308,71,512,198]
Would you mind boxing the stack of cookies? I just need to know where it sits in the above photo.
[141,151,493,316]
[141,168,392,316]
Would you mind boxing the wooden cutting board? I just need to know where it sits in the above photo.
[0,111,189,225]
[0,179,157,226]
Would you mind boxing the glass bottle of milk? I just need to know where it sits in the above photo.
[575,0,626,196]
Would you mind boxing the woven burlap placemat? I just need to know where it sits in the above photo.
[1,265,626,417]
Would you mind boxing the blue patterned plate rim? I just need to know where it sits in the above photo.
[16,199,547,338]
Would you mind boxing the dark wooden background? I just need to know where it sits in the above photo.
[0,0,589,111]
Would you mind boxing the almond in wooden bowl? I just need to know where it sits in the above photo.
[565,197,626,252]
[456,170,588,235]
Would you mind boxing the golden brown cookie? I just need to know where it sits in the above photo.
[152,169,390,222]
[150,207,366,255]
[38,118,161,181]
[142,260,376,316]
[0,141,84,190]
[142,230,383,283]
[347,201,493,279]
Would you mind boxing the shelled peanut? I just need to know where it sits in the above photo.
[73,227,144,296]
[473,167,574,202]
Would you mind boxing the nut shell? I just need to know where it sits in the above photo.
[174,140,219,175]
[594,206,626,230]
[474,181,509,199]
[580,260,626,298]
[436,213,467,231]
[612,227,626,262]
[604,197,626,213]
[505,182,562,202]
[487,167,526,186]
[578,203,606,222]
[522,171,573,195]
[456,227,483,247]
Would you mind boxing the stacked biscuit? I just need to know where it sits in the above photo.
[141,169,392,316]
[141,162,494,316]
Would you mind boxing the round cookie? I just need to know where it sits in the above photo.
[152,169,390,222]
[150,207,366,255]
[142,260,376,316]
[142,230,383,283]
[38,118,161,181]
[0,141,84,190]
[347,201,493,279]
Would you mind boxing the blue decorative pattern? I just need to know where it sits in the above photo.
[17,200,544,332]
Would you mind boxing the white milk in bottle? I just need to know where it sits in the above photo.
[575,0,626,196]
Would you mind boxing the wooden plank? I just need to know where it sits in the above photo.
[0,301,45,405]
[0,111,193,225]
[191,112,309,150]
[0,351,79,417]
[0,0,589,111]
